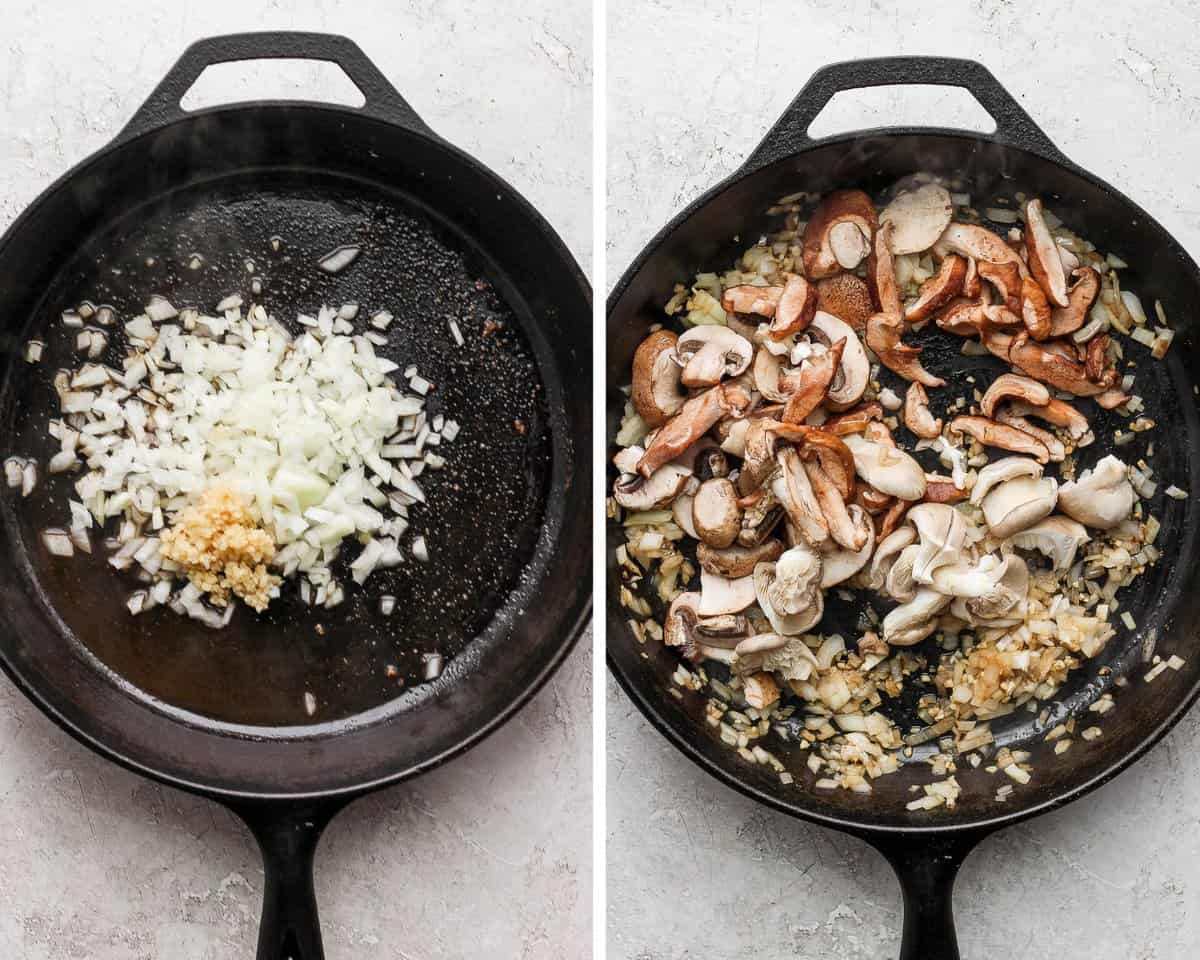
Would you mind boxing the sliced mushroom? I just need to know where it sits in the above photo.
[979,373,1051,417]
[904,382,942,439]
[815,273,874,331]
[753,545,825,635]
[924,473,969,503]
[980,475,1058,539]
[614,463,691,510]
[907,502,968,584]
[734,633,819,682]
[904,253,967,323]
[737,417,781,495]
[692,477,742,547]
[694,614,751,646]
[885,544,919,602]
[933,297,986,337]
[1057,455,1135,530]
[1049,267,1100,338]
[698,569,757,616]
[867,222,903,318]
[842,433,927,500]
[1084,334,1117,388]
[1004,398,1093,447]
[675,325,753,387]
[638,383,746,478]
[819,505,875,587]
[1020,276,1053,340]
[671,488,699,538]
[856,483,893,515]
[772,447,829,546]
[808,311,870,410]
[970,456,1043,505]
[948,415,1050,463]
[769,274,819,340]
[951,554,1028,626]
[782,339,846,423]
[803,455,865,551]
[631,329,686,427]
[722,284,784,318]
[865,525,917,592]
[824,401,884,436]
[883,588,950,647]
[738,490,785,546]
[612,444,643,476]
[879,182,954,255]
[664,592,702,649]
[802,190,877,279]
[1008,334,1110,398]
[993,408,1066,462]
[1024,198,1069,307]
[877,497,911,540]
[752,348,805,404]
[1007,515,1090,570]
[934,222,1029,277]
[976,259,1022,314]
[866,312,945,387]
[696,538,785,578]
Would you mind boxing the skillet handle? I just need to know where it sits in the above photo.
[860,829,986,960]
[743,57,1069,173]
[119,31,434,141]
[230,797,351,960]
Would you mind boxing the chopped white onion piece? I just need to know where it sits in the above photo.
[412,535,429,562]
[42,528,74,557]
[318,245,360,274]
[379,595,396,616]
[24,340,44,363]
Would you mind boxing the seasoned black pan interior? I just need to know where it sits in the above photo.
[608,132,1200,830]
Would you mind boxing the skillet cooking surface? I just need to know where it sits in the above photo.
[5,171,552,727]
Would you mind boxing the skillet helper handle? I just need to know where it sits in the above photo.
[863,830,985,960]
[119,31,433,140]
[232,798,349,960]
[744,56,1068,173]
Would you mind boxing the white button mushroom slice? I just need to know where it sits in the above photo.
[698,569,757,617]
[806,311,870,410]
[1006,516,1090,570]
[879,182,954,255]
[883,588,951,647]
[733,633,819,682]
[843,433,927,501]
[1024,199,1069,307]
[631,329,687,427]
[752,545,824,635]
[819,504,875,588]
[692,477,742,548]
[1057,455,1136,530]
[907,503,969,585]
[664,592,737,664]
[865,526,917,592]
[674,325,754,388]
[981,475,1058,539]
[970,456,1044,505]
[671,489,700,539]
[613,462,691,510]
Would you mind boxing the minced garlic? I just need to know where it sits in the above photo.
[160,486,279,611]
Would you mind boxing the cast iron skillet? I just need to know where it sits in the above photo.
[0,32,590,959]
[607,57,1200,959]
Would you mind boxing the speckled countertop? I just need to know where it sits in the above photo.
[607,2,1200,958]
[0,2,590,957]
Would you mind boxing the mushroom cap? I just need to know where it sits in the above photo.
[979,373,1051,418]
[885,543,919,602]
[866,525,917,592]
[734,633,819,682]
[663,591,702,648]
[1057,454,1135,530]
[907,502,969,584]
[698,568,757,616]
[1025,198,1069,307]
[934,222,1029,276]
[802,189,878,279]
[769,274,818,340]
[696,538,785,578]
[904,253,967,322]
[883,588,950,647]
[815,274,874,332]
[980,475,1058,539]
[843,433,927,500]
[819,504,875,588]
[752,348,805,404]
[1049,267,1100,338]
[904,382,943,440]
[692,477,742,548]
[614,462,690,510]
[970,456,1044,505]
[808,311,870,410]
[631,329,685,427]
[675,325,753,387]
[771,447,830,546]
[880,183,954,255]
[1006,515,1090,570]
[753,550,825,636]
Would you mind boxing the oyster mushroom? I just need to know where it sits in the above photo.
[885,544,919,602]
[631,329,686,427]
[1004,398,1093,448]
[1049,267,1100,338]
[819,504,875,587]
[1007,515,1090,570]
[970,456,1043,505]
[696,538,785,578]
[856,483,893,515]
[638,383,747,478]
[905,253,967,322]
[934,222,1029,277]
[907,502,968,584]
[614,463,691,510]
[771,447,829,546]
[722,284,784,318]
[1024,198,1069,307]
[979,373,1051,417]
[949,415,1050,463]
[692,477,742,548]
[977,259,1023,313]
[865,526,917,592]
[842,433,927,500]
[866,312,945,387]
[782,339,846,423]
[769,274,818,339]
[950,554,1028,627]
[753,544,825,634]
[1020,276,1053,340]
[733,633,819,682]
[867,222,903,318]
[904,382,943,439]
[931,552,1017,598]
[1057,455,1135,530]
[675,325,753,387]
[883,588,951,647]
[698,568,757,616]
[980,475,1058,538]
[802,189,877,279]
[815,273,874,331]
[880,182,954,254]
[808,311,870,410]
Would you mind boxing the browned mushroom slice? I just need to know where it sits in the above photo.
[696,539,785,578]
[1049,267,1100,338]
[977,259,1023,313]
[1025,198,1069,307]
[803,457,868,551]
[637,383,741,478]
[904,254,967,322]
[824,401,884,435]
[903,382,943,439]
[867,222,903,317]
[949,415,1050,463]
[979,373,1051,418]
[866,312,945,388]
[856,484,893,515]
[1005,397,1093,447]
[1008,334,1113,398]
[924,473,969,503]
[815,273,874,331]
[768,274,818,340]
[1096,387,1130,410]
[1020,276,1053,340]
[772,447,829,546]
[737,417,781,495]
[993,408,1066,462]
[781,339,845,423]
[722,284,784,318]
[934,223,1029,276]
[808,312,870,410]
[862,419,897,448]
[879,182,954,254]
[675,325,754,387]
[801,189,878,279]
[768,423,857,498]
[631,329,685,427]
[962,256,981,298]
[876,497,910,540]
[933,297,986,337]
[1084,334,1118,387]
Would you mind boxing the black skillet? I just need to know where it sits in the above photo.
[607,57,1200,958]
[0,32,590,959]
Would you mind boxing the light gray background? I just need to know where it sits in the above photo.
[0,2,591,958]
[607,2,1200,958]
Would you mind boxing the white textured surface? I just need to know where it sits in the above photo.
[607,2,1200,958]
[0,2,591,958]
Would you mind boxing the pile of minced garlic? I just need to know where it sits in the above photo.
[159,486,278,611]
